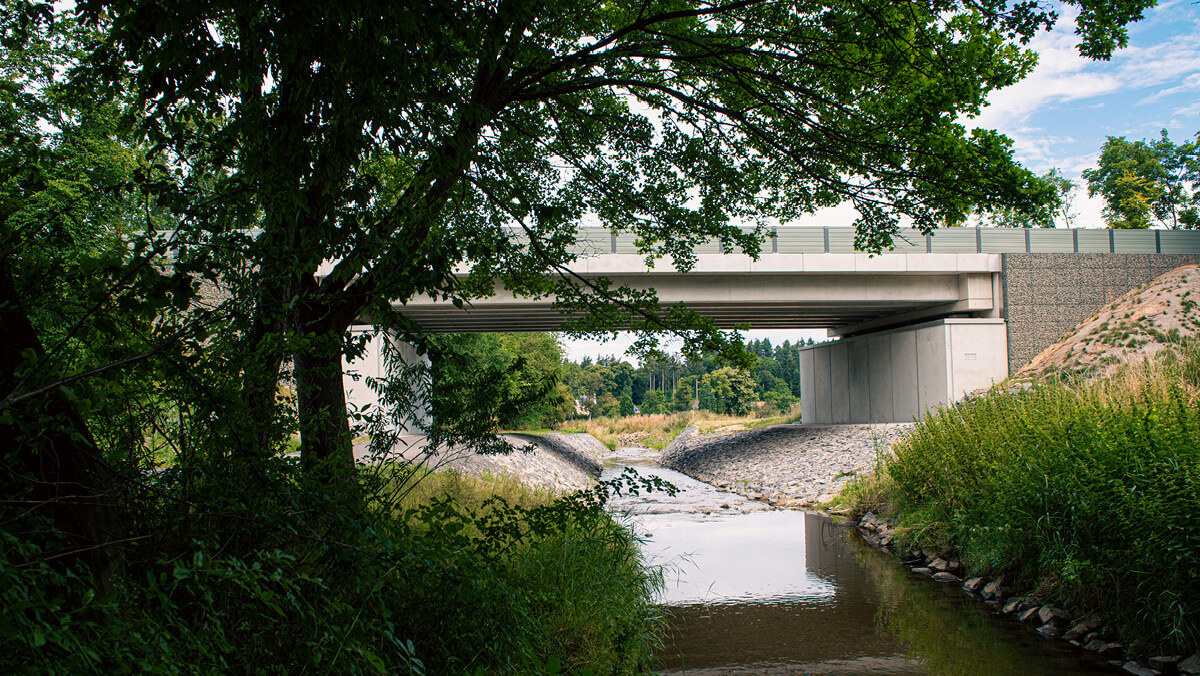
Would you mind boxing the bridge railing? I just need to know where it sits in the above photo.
[499,226,1200,256]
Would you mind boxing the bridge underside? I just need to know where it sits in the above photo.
[360,254,1011,426]
[398,298,963,332]
[344,237,1200,431]
[390,254,1003,336]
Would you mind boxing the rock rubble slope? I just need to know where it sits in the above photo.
[385,433,606,494]
[659,423,912,507]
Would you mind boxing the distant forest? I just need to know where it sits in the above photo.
[430,334,815,429]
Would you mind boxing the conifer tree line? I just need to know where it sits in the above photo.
[564,337,814,419]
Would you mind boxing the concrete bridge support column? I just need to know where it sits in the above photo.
[799,318,1008,424]
[342,330,431,436]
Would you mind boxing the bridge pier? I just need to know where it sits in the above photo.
[798,318,1008,424]
[342,330,431,436]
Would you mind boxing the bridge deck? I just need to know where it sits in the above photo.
[387,228,1200,333]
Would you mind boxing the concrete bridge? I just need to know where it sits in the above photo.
[345,227,1200,426]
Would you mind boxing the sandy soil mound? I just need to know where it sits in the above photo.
[1016,264,1200,380]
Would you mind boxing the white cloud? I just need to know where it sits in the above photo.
[963,0,1200,183]
[973,23,1200,133]
[1170,100,1200,120]
[1137,72,1200,105]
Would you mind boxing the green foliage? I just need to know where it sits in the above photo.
[0,462,664,675]
[761,381,797,413]
[563,338,808,419]
[427,332,573,433]
[640,389,664,415]
[701,366,757,416]
[672,375,698,412]
[980,168,1077,228]
[697,378,718,414]
[878,343,1200,654]
[618,389,635,417]
[1084,130,1200,229]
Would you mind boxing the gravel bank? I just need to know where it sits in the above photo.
[372,433,607,494]
[659,423,913,507]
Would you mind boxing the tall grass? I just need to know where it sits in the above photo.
[557,403,802,449]
[0,462,663,674]
[369,466,664,673]
[850,341,1200,655]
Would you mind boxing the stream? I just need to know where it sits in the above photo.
[600,447,1125,675]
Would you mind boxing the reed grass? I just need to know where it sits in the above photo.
[844,340,1200,655]
[364,464,663,672]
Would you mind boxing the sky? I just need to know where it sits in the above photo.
[567,1,1200,364]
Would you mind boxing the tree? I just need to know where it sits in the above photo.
[673,375,698,412]
[619,386,638,417]
[641,389,664,415]
[981,169,1077,228]
[0,0,184,587]
[702,366,757,415]
[1151,130,1200,229]
[426,332,572,437]
[1083,131,1198,229]
[1085,136,1167,228]
[762,379,796,412]
[697,379,718,414]
[67,0,1155,488]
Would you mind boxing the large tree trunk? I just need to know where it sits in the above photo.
[0,258,123,589]
[294,336,354,483]
[237,281,289,458]
[292,280,358,486]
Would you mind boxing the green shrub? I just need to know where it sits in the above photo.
[880,342,1200,655]
[1,461,662,674]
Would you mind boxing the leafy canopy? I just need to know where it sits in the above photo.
[1084,130,1200,230]
[54,0,1159,468]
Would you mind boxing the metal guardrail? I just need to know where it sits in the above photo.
[502,227,1200,256]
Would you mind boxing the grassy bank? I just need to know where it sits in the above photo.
[840,341,1200,656]
[1,463,662,674]
[554,404,803,449]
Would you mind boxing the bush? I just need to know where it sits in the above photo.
[875,341,1200,655]
[0,460,662,675]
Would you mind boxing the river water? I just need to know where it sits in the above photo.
[600,448,1124,675]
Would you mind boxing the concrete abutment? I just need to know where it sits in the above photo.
[799,251,1200,424]
[343,330,431,436]
[800,318,1008,424]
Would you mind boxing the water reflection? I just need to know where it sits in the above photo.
[610,463,1123,675]
[855,537,1123,676]
[646,511,835,605]
[647,511,922,674]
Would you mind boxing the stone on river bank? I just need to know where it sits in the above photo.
[658,423,912,507]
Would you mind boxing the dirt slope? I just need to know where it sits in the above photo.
[1015,264,1200,380]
